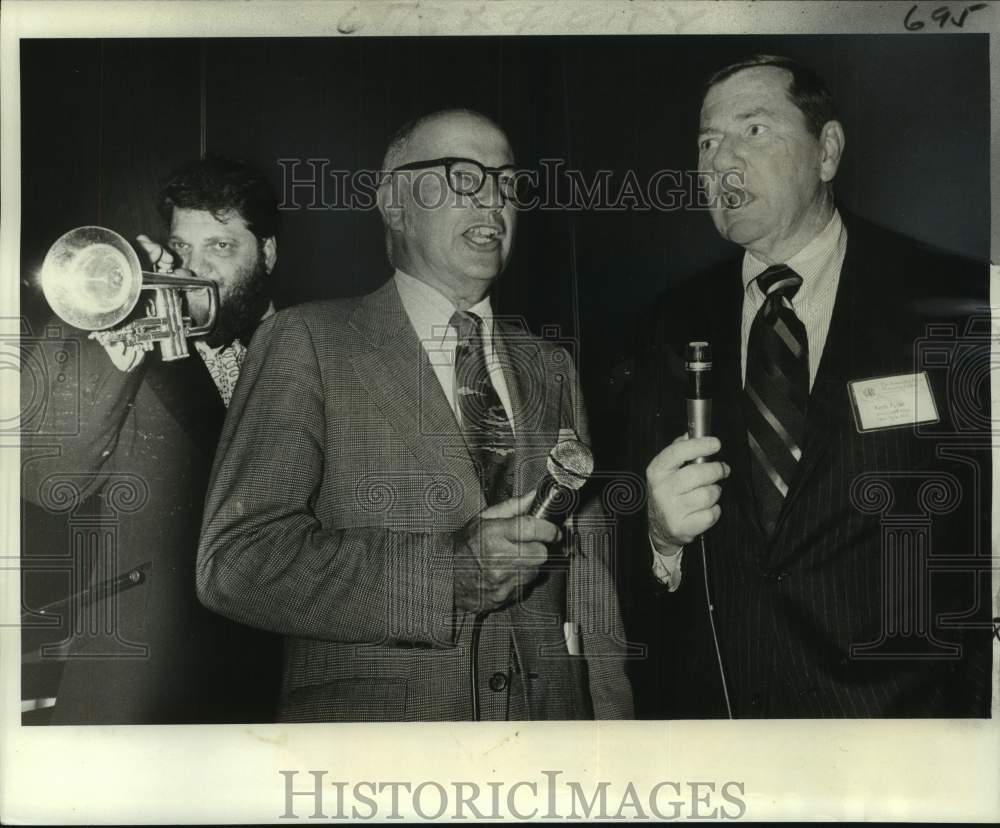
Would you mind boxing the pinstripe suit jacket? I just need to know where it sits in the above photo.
[623,214,993,718]
[197,279,634,721]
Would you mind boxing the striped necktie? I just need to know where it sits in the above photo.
[451,310,516,504]
[744,264,808,537]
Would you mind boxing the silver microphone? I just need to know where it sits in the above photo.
[685,341,712,462]
[529,438,594,524]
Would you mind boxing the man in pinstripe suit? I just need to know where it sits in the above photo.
[197,109,633,721]
[631,56,992,717]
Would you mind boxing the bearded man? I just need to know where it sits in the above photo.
[21,156,283,724]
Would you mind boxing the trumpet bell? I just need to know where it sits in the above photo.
[40,226,143,331]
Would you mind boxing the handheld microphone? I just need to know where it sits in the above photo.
[685,341,712,462]
[529,438,594,525]
[684,339,731,716]
[471,438,593,719]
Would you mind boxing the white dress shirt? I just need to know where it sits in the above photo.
[740,209,847,389]
[652,210,848,590]
[393,269,514,426]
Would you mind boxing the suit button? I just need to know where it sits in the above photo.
[488,672,508,692]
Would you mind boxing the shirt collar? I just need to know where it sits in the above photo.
[393,269,494,343]
[741,208,844,300]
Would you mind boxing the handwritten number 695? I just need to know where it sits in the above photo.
[904,3,989,30]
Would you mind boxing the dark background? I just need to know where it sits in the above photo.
[20,35,989,711]
[21,35,990,441]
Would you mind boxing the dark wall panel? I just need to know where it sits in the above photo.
[20,40,103,324]
[19,39,203,704]
[20,39,202,327]
[21,34,989,461]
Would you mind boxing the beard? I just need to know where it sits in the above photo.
[189,255,270,348]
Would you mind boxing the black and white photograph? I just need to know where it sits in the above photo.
[2,0,998,823]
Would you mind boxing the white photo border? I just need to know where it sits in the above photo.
[1,1,997,823]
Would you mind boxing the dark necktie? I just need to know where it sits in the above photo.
[744,265,808,537]
[451,310,515,504]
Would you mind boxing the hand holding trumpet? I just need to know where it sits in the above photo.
[135,234,176,274]
[90,234,175,372]
[40,225,219,370]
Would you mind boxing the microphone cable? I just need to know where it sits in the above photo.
[685,341,732,719]
[699,533,733,719]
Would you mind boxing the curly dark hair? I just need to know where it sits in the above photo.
[704,54,839,138]
[158,155,278,240]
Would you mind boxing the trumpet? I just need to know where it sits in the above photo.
[40,226,219,361]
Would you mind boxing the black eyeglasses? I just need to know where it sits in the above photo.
[389,156,521,203]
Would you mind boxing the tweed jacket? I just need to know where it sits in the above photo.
[197,279,634,721]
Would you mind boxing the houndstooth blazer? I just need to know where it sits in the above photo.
[197,278,634,721]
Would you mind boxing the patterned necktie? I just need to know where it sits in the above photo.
[196,338,247,407]
[744,265,808,537]
[451,310,515,504]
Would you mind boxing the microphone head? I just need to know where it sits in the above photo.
[547,439,594,491]
[685,340,712,371]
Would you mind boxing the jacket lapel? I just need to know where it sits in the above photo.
[348,280,483,517]
[143,306,273,462]
[144,347,227,460]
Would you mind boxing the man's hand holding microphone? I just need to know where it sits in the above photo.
[453,491,560,614]
[646,341,729,560]
[454,438,592,613]
[646,434,729,556]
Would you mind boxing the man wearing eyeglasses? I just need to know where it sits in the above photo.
[197,108,633,722]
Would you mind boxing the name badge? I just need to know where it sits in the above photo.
[848,372,939,433]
